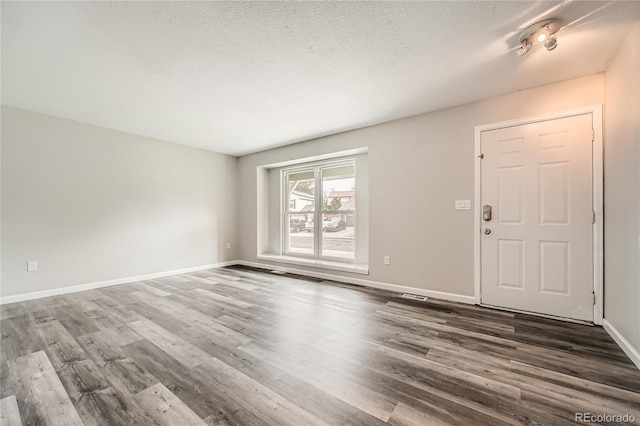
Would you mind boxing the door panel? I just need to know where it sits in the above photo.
[539,162,569,223]
[498,240,524,289]
[539,241,569,294]
[481,114,593,322]
[498,166,524,224]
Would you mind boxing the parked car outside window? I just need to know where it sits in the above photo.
[289,219,306,233]
[322,219,347,232]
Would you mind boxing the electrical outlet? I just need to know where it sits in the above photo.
[226,242,231,249]
[384,256,390,265]
[27,261,38,272]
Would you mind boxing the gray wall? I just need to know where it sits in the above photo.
[604,23,640,353]
[238,74,604,297]
[1,106,238,298]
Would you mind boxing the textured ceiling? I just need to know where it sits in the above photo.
[2,1,638,156]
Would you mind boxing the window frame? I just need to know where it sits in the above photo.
[282,158,356,263]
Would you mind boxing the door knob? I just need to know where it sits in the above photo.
[483,228,492,235]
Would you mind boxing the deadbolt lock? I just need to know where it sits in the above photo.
[483,205,492,221]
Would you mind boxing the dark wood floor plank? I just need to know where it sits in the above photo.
[178,274,221,287]
[181,328,390,426]
[238,340,399,422]
[21,299,55,325]
[8,350,83,425]
[0,361,11,399]
[127,319,211,368]
[55,356,144,425]
[129,281,172,297]
[0,394,23,426]
[127,301,191,334]
[213,314,297,345]
[426,349,640,421]
[157,274,192,284]
[177,311,252,349]
[103,304,146,324]
[51,305,100,338]
[0,303,25,321]
[129,290,186,315]
[1,314,45,366]
[513,340,640,392]
[191,288,253,309]
[83,309,144,346]
[509,360,640,406]
[59,292,102,313]
[139,278,181,294]
[167,291,259,322]
[193,357,331,426]
[76,331,158,396]
[83,290,121,311]
[96,285,138,306]
[122,339,270,425]
[133,382,207,426]
[388,402,453,426]
[34,320,88,371]
[274,328,523,424]
[2,265,639,425]
[210,344,390,426]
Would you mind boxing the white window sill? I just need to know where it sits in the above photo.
[257,254,369,275]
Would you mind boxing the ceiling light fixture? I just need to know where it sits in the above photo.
[544,34,558,51]
[516,18,562,57]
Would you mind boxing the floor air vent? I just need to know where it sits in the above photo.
[401,293,428,302]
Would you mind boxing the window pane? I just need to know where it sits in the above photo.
[287,171,315,213]
[322,166,355,212]
[322,212,354,259]
[287,213,314,256]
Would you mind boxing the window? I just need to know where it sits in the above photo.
[283,160,356,261]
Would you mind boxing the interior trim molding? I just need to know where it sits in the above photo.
[0,261,237,305]
[257,254,369,275]
[603,319,640,370]
[237,260,476,305]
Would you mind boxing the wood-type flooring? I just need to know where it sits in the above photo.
[1,265,639,425]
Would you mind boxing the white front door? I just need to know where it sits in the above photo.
[480,113,594,322]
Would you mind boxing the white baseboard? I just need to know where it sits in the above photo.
[0,261,237,305]
[0,258,475,307]
[237,260,475,305]
[603,319,640,370]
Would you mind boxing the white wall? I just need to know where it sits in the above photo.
[1,106,238,299]
[604,23,640,355]
[238,74,604,298]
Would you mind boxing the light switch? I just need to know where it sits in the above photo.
[455,200,471,210]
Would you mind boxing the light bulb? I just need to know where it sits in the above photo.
[544,34,558,51]
[537,33,547,42]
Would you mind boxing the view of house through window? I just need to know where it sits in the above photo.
[284,161,355,261]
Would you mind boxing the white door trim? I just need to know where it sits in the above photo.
[474,105,603,325]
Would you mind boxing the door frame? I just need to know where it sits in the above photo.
[473,105,603,325]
